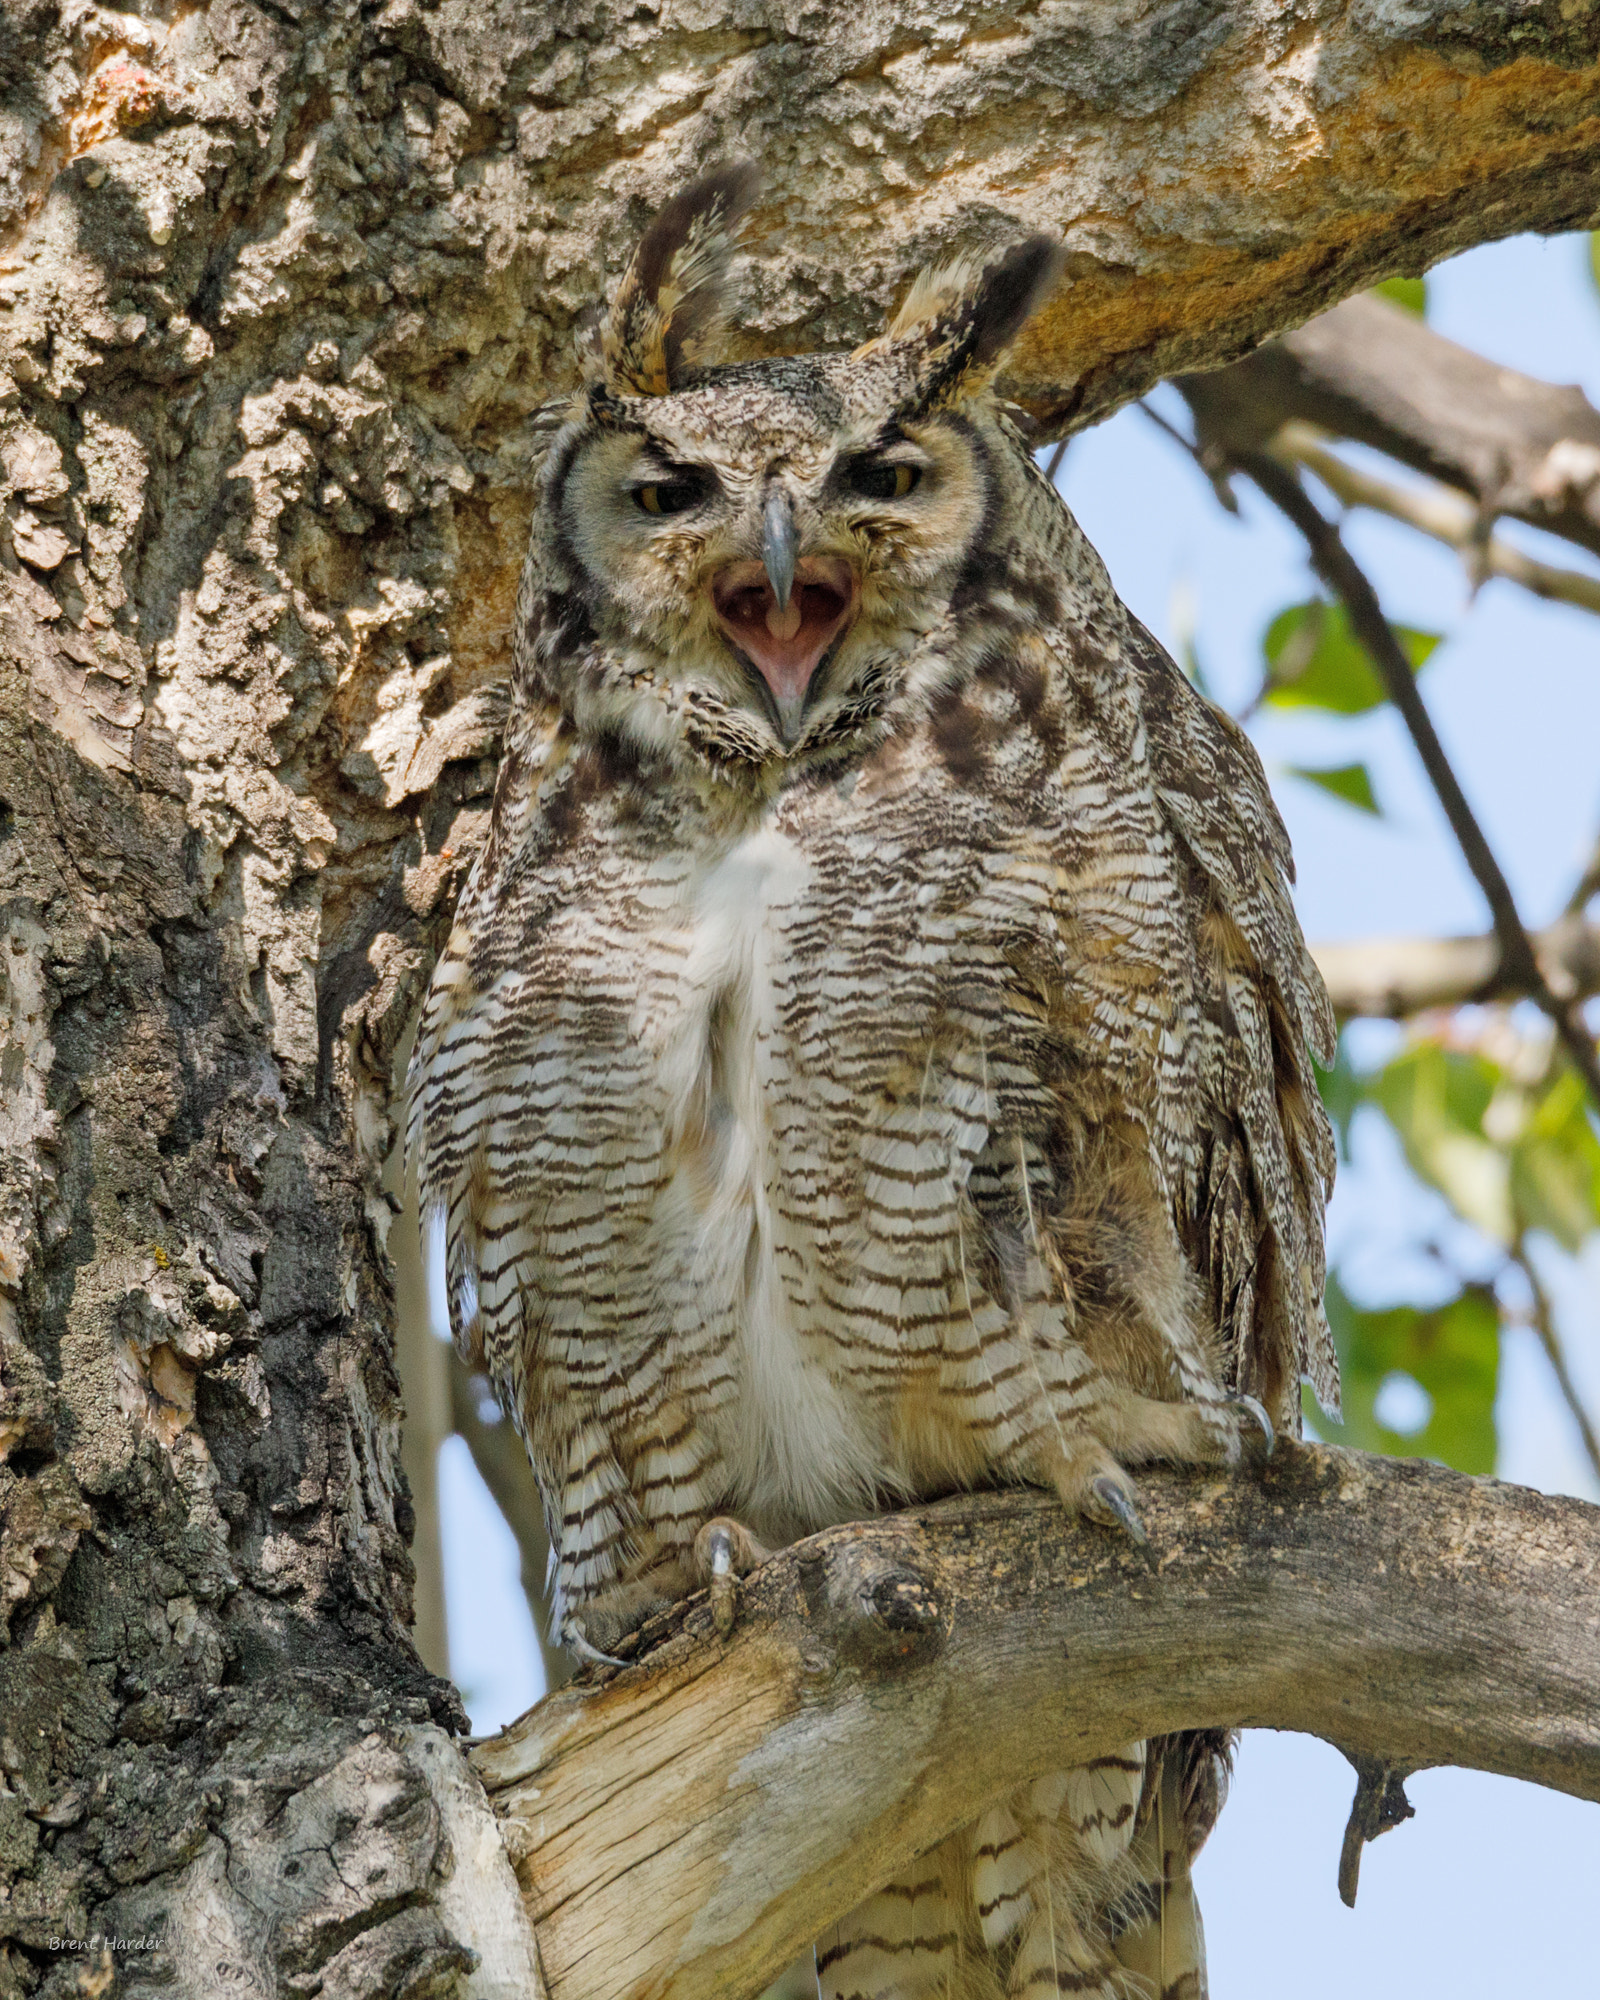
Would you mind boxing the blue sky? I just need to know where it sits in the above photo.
[431,229,1600,1997]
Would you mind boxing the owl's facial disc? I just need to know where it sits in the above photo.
[710,555,858,742]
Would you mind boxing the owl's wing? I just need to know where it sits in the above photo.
[1129,625,1339,1428]
[406,697,575,1371]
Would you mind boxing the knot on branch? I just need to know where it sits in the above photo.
[802,1536,947,1673]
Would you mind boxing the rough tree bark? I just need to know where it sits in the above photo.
[3,3,1600,1996]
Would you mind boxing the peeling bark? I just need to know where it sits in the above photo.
[2,1,1599,1994]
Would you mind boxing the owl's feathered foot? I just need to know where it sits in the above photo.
[1039,1386,1277,1564]
[561,1572,685,1665]
[693,1517,774,1638]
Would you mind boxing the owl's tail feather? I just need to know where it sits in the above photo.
[1107,1755,1209,2000]
[812,1848,1005,2000]
[767,1748,1170,2000]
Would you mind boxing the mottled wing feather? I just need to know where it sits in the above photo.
[1125,627,1339,1420]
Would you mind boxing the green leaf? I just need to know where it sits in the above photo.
[1589,231,1600,303]
[1373,275,1427,317]
[1509,1064,1600,1251]
[1262,600,1442,715]
[1372,1042,1513,1243]
[1368,1036,1600,1254]
[1311,1276,1499,1474]
[1287,761,1380,815]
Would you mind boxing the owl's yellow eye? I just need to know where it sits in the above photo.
[846,459,920,502]
[632,475,709,517]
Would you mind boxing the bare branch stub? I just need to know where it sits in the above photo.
[472,1448,1600,2000]
[1337,1754,1417,1908]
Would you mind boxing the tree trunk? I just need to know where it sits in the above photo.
[2,3,1599,1996]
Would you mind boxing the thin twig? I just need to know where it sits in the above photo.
[1566,826,1600,918]
[1042,437,1070,485]
[1139,400,1239,512]
[1139,399,1199,458]
[1234,449,1600,1110]
[1512,1242,1600,1487]
[1273,424,1600,617]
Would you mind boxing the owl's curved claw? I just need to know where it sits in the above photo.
[563,1622,629,1670]
[692,1516,774,1640]
[1090,1473,1148,1548]
[706,1523,737,1639]
[1227,1391,1276,1459]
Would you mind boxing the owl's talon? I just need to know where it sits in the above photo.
[1227,1391,1276,1459]
[692,1516,772,1640]
[1090,1473,1148,1547]
[706,1526,738,1639]
[564,1623,629,1670]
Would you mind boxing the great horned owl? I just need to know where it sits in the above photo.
[410,164,1337,1999]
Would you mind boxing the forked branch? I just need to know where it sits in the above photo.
[470,1447,1600,2000]
[1180,294,1600,562]
[1272,423,1600,617]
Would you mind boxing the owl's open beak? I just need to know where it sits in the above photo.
[711,554,858,744]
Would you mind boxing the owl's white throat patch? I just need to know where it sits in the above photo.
[685,826,882,1534]
[711,555,857,741]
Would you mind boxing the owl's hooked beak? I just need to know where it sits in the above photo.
[710,551,858,745]
[762,489,797,613]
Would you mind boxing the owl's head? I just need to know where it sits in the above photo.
[521,165,1065,775]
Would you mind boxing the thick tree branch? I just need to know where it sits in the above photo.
[1180,294,1600,561]
[1312,914,1600,1020]
[471,1448,1600,2000]
[1235,452,1600,1107]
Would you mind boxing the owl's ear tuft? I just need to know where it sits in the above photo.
[596,162,760,395]
[869,234,1064,409]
